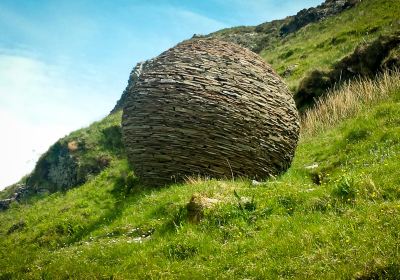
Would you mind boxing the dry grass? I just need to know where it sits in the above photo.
[301,69,400,137]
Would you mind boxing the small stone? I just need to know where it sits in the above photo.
[251,180,262,186]
[0,198,15,211]
[187,194,220,223]
[305,163,319,170]
[282,64,298,77]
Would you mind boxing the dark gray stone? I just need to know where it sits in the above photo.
[0,198,14,211]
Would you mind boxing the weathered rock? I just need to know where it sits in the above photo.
[26,142,79,193]
[280,0,359,36]
[187,194,220,223]
[0,198,14,211]
[12,184,30,201]
[122,38,300,186]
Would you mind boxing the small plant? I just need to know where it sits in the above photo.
[346,127,371,143]
[332,176,357,203]
[167,243,198,260]
[171,206,188,231]
[277,196,297,215]
[233,190,256,212]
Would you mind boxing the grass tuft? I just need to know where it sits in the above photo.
[301,69,400,137]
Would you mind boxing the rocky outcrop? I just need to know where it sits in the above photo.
[0,199,13,211]
[24,139,113,194]
[25,142,80,193]
[205,0,358,54]
[0,184,30,211]
[295,33,400,111]
[0,121,122,209]
[280,0,359,36]
[122,38,300,186]
[206,20,286,54]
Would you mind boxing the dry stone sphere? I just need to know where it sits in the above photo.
[122,38,300,186]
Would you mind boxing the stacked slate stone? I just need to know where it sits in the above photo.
[122,38,300,186]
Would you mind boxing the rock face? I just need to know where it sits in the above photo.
[0,184,30,211]
[122,38,300,186]
[280,0,359,36]
[204,0,359,55]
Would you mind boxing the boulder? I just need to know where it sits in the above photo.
[122,38,300,186]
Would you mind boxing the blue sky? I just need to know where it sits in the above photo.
[0,0,322,189]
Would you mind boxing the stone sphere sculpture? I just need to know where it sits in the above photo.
[122,38,300,186]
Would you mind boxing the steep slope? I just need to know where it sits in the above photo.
[1,0,398,212]
[208,0,400,91]
[0,72,399,279]
[112,0,399,112]
[207,0,359,53]
[0,1,399,277]
[0,112,123,204]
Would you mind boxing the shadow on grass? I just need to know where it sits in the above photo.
[65,174,176,245]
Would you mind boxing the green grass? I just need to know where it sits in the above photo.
[259,0,400,90]
[1,1,400,277]
[208,0,400,92]
[1,81,399,279]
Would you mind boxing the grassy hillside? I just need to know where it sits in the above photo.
[1,0,399,278]
[0,112,123,200]
[1,72,399,279]
[263,0,400,90]
[210,0,400,91]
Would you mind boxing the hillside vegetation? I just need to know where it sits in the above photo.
[261,0,400,89]
[1,0,400,278]
[210,0,400,91]
[0,113,123,201]
[1,71,399,279]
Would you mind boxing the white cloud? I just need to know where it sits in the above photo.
[169,8,228,34]
[0,109,70,188]
[0,52,119,189]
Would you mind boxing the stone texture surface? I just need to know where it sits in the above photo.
[122,38,300,186]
